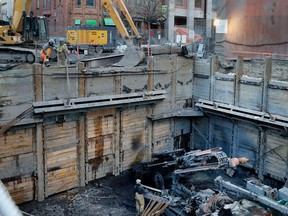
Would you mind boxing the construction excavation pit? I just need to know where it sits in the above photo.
[1,43,288,216]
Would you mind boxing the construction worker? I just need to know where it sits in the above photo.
[135,179,145,215]
[40,39,55,67]
[57,39,68,66]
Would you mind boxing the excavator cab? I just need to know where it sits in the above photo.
[22,16,49,43]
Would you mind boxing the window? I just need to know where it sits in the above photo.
[76,0,81,7]
[86,0,95,7]
[212,0,217,10]
[175,0,185,7]
[54,19,57,32]
[44,0,51,9]
[195,0,202,9]
[54,0,57,9]
[36,0,40,9]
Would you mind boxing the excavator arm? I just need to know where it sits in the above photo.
[100,0,145,67]
[12,0,33,32]
[100,0,141,46]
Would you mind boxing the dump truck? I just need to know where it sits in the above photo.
[0,0,49,63]
[66,26,117,54]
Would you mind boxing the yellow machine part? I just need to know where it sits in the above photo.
[67,29,108,45]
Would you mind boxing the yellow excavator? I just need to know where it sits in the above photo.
[100,0,145,67]
[0,0,49,63]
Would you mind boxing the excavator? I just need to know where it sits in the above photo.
[0,0,49,63]
[100,0,145,67]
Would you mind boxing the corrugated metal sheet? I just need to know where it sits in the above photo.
[44,122,79,196]
[86,109,115,181]
[121,106,147,171]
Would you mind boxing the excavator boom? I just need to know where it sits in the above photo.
[100,0,145,67]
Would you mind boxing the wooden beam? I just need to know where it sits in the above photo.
[113,110,120,176]
[36,123,44,201]
[78,115,86,186]
[33,63,43,102]
[262,57,272,112]
[234,56,244,106]
[209,55,217,101]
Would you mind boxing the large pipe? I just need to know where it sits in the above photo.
[215,176,288,215]
[0,181,23,216]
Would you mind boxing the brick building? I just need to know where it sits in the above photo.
[30,0,104,38]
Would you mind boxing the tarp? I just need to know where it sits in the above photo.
[174,26,203,44]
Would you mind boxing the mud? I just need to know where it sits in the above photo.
[19,171,136,216]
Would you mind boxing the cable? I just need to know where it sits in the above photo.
[216,39,288,47]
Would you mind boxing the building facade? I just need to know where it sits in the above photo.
[164,0,216,47]
[30,0,103,38]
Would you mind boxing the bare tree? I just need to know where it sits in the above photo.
[125,0,166,44]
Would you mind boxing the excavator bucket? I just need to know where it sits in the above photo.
[114,45,145,67]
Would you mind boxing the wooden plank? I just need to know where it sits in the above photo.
[4,176,34,204]
[36,123,45,201]
[0,128,33,158]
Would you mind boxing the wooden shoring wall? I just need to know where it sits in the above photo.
[86,109,115,181]
[0,128,35,204]
[0,55,196,204]
[44,121,79,196]
[193,57,288,181]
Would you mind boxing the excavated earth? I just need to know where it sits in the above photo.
[19,171,136,216]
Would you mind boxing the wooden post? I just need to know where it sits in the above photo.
[33,63,45,201]
[262,57,272,112]
[113,111,121,175]
[36,123,44,201]
[78,115,86,186]
[146,56,154,161]
[76,62,86,184]
[234,56,244,106]
[209,55,217,101]
[113,71,121,175]
[33,63,43,101]
[171,55,177,110]
[232,122,238,157]
[257,128,266,181]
